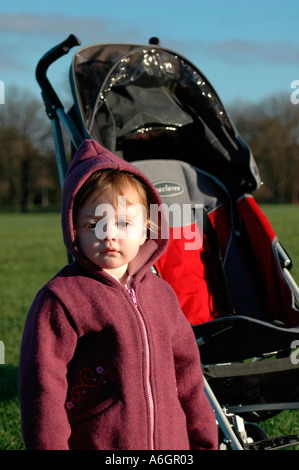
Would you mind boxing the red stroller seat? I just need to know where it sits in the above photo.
[133,159,299,328]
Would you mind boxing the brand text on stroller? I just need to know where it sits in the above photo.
[154,181,184,197]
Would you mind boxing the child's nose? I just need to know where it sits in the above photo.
[104,222,118,240]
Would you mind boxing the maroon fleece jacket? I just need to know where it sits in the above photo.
[19,139,218,450]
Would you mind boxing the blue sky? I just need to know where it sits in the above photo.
[0,0,299,107]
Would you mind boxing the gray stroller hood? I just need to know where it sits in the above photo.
[70,42,261,197]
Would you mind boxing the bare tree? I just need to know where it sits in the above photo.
[0,86,59,211]
[229,94,299,203]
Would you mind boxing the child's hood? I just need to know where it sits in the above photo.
[61,139,169,282]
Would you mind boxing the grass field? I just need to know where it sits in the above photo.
[0,205,298,450]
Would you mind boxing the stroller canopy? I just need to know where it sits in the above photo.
[70,43,261,196]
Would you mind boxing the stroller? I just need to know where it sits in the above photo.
[36,35,299,450]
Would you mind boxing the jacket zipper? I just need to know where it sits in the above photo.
[126,285,155,450]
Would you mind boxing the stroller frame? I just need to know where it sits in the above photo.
[36,35,299,450]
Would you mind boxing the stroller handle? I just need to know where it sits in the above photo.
[36,34,81,115]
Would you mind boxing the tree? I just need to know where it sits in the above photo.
[0,87,60,211]
[229,94,299,203]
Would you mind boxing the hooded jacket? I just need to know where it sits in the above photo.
[19,139,218,450]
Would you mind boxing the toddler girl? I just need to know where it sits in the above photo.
[19,139,217,450]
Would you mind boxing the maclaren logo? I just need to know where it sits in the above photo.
[154,181,184,197]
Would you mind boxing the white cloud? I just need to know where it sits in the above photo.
[0,13,143,44]
[206,39,299,65]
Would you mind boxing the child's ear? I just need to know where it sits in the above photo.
[139,223,147,246]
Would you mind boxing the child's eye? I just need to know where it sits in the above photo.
[83,222,97,230]
[117,220,131,229]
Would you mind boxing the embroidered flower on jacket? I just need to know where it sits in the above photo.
[65,364,114,409]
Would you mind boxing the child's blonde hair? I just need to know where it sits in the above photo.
[73,169,155,234]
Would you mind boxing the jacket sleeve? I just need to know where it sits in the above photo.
[19,288,78,450]
[171,295,218,450]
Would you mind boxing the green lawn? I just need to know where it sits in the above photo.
[261,204,299,284]
[0,206,298,450]
[0,212,66,450]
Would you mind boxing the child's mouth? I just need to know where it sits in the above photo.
[100,247,118,254]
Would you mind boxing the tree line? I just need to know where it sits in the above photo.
[229,95,299,203]
[0,87,61,211]
[0,87,298,211]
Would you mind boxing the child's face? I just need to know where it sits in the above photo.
[76,189,147,281]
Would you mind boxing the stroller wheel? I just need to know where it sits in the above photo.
[218,421,269,450]
[245,422,269,442]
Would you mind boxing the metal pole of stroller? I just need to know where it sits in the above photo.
[277,242,299,304]
[50,114,68,190]
[203,377,244,450]
[282,267,299,305]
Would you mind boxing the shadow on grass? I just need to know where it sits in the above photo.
[0,365,25,450]
[0,365,19,402]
